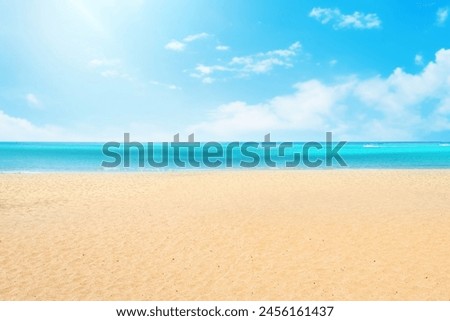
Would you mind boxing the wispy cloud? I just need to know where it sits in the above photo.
[89,58,133,80]
[183,32,209,42]
[191,64,231,84]
[150,80,180,90]
[164,40,186,51]
[165,32,209,51]
[190,49,450,141]
[436,7,448,25]
[216,45,230,51]
[25,93,42,108]
[89,57,179,91]
[100,70,133,80]
[309,7,381,29]
[191,42,301,83]
[0,110,63,141]
[0,110,170,142]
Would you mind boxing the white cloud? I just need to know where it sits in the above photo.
[231,57,286,73]
[190,42,301,83]
[415,54,423,65]
[190,80,353,140]
[26,93,42,108]
[233,42,300,74]
[309,7,381,29]
[165,32,209,52]
[0,110,64,141]
[99,69,133,81]
[100,70,120,78]
[164,40,186,51]
[436,7,448,25]
[183,32,209,42]
[194,64,229,75]
[329,59,338,66]
[216,45,230,51]
[150,80,180,90]
[201,77,214,84]
[89,58,134,81]
[189,49,450,141]
[190,102,281,139]
[0,110,172,142]
[90,58,177,90]
[191,65,230,83]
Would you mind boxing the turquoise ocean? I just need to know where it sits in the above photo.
[0,142,449,172]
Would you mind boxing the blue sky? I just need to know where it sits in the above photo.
[1,0,450,141]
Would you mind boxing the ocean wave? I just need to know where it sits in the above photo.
[363,144,381,148]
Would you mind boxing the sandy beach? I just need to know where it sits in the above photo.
[0,170,449,300]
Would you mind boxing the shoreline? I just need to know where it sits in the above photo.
[2,167,450,174]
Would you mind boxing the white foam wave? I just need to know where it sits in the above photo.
[363,144,381,148]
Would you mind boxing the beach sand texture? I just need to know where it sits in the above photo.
[1,170,449,300]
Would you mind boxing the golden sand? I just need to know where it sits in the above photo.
[0,170,449,300]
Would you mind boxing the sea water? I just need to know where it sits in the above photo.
[0,142,449,172]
